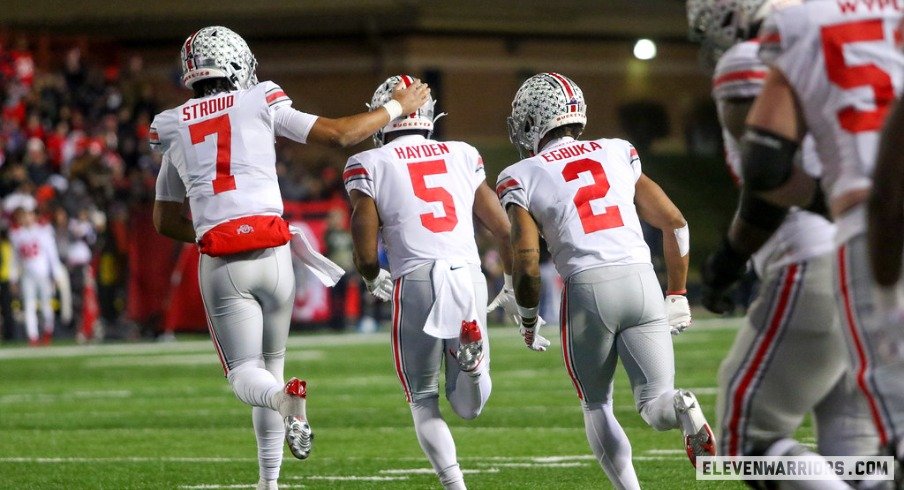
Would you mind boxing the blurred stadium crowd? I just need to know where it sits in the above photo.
[0,36,360,344]
[0,35,528,345]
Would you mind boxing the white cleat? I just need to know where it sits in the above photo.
[278,378,314,460]
[674,389,716,467]
[456,320,484,373]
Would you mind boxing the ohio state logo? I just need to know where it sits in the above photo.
[236,224,254,235]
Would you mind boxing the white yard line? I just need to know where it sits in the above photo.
[0,457,253,463]
[0,318,741,361]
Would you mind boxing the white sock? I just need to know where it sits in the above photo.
[640,389,679,431]
[583,401,640,490]
[438,463,466,490]
[256,477,278,490]
[253,406,284,483]
[446,360,491,420]
[227,360,282,409]
[410,396,462,487]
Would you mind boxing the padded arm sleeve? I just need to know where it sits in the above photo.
[740,127,799,192]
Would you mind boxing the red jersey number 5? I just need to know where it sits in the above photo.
[821,19,895,133]
[407,159,458,233]
[562,158,624,234]
[189,114,236,194]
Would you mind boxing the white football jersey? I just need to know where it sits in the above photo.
[152,81,318,238]
[714,41,836,276]
[10,223,59,278]
[759,0,904,243]
[344,134,484,279]
[497,137,650,280]
[713,40,768,103]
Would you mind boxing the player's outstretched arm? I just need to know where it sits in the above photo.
[307,81,430,148]
[153,200,196,244]
[635,174,688,293]
[869,98,904,289]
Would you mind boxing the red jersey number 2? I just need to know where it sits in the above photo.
[407,159,458,233]
[562,158,624,234]
[189,114,236,194]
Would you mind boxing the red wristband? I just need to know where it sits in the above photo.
[667,289,687,296]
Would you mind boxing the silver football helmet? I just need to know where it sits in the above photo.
[180,26,258,90]
[507,72,586,158]
[367,75,442,147]
[686,0,775,52]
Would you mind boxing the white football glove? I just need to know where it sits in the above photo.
[488,274,519,324]
[519,315,551,352]
[364,269,393,302]
[666,294,692,335]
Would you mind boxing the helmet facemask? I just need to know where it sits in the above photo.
[508,72,587,159]
[181,26,258,91]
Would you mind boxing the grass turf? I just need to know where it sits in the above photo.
[0,317,759,489]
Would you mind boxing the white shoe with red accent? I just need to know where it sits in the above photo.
[674,390,716,467]
[275,377,313,460]
[456,320,484,373]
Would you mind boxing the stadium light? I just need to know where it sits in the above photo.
[633,39,657,61]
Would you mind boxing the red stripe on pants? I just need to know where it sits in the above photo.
[559,282,584,400]
[838,245,889,446]
[391,277,411,402]
[726,264,799,455]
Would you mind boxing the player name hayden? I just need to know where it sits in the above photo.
[393,142,450,160]
[182,94,235,121]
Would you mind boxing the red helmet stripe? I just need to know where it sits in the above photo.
[400,75,413,88]
[548,72,575,99]
[183,30,199,70]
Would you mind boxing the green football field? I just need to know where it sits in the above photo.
[0,317,766,489]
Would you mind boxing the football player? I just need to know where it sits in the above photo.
[689,1,880,483]
[345,75,512,490]
[498,72,713,487]
[150,27,429,490]
[9,207,67,346]
[722,0,904,469]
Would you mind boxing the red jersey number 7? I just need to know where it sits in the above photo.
[189,114,236,194]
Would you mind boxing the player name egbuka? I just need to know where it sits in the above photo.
[182,94,235,121]
[394,142,450,160]
[541,141,602,162]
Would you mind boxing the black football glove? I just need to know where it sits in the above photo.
[701,237,749,315]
